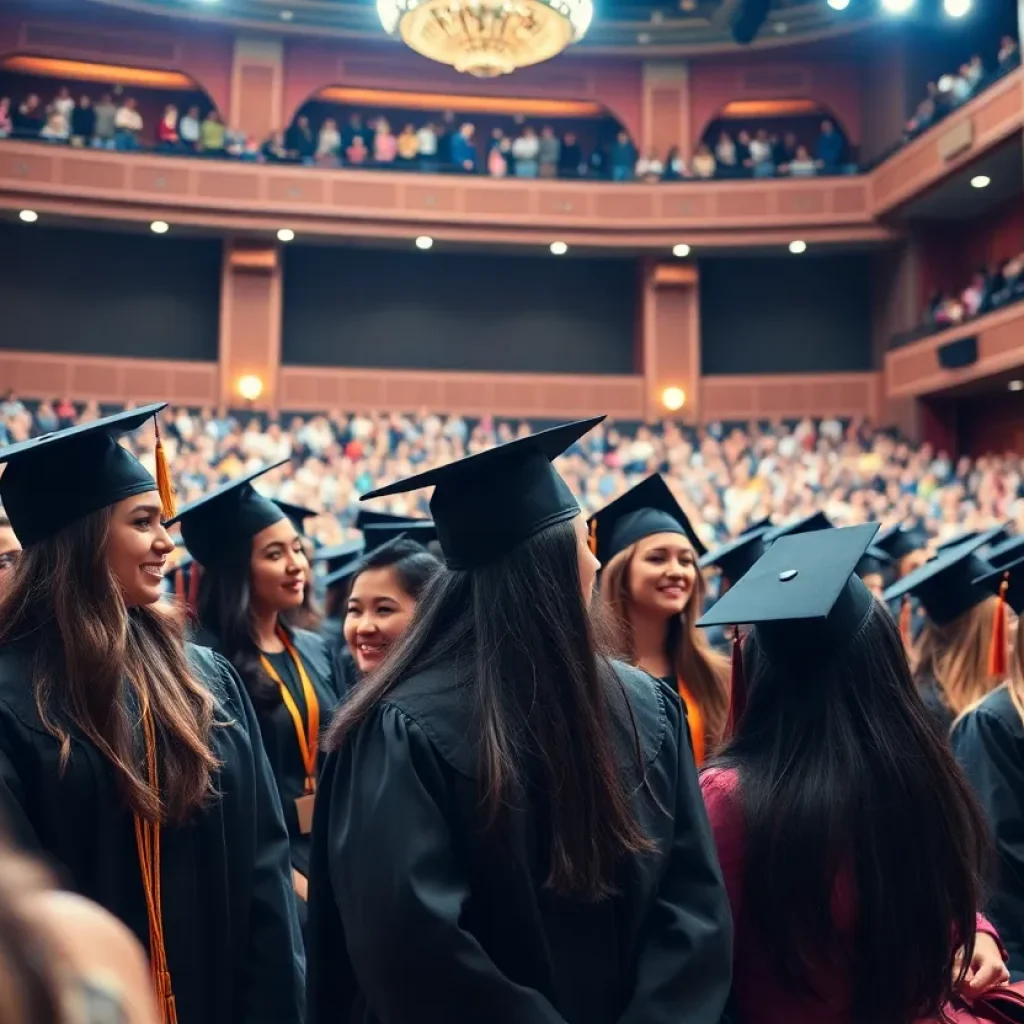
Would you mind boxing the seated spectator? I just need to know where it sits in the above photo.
[261,129,287,163]
[342,113,367,154]
[588,141,608,179]
[179,105,201,152]
[39,104,69,142]
[965,54,985,92]
[512,126,540,178]
[114,97,142,151]
[69,95,94,147]
[611,130,637,182]
[715,131,737,176]
[285,114,315,163]
[775,131,797,166]
[487,128,509,178]
[12,94,43,138]
[374,119,397,165]
[559,131,582,178]
[691,143,716,179]
[450,122,476,172]
[998,34,1020,70]
[346,134,368,165]
[662,145,687,180]
[947,64,973,105]
[92,93,116,149]
[200,110,226,154]
[749,128,774,177]
[417,121,438,170]
[785,144,818,177]
[635,150,663,182]
[241,134,261,162]
[316,117,341,164]
[0,97,10,138]
[735,129,752,173]
[961,270,987,318]
[157,104,180,150]
[225,125,246,158]
[538,125,560,178]
[816,119,844,173]
[396,123,419,167]
[52,86,74,123]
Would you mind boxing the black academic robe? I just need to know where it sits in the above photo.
[919,674,956,737]
[0,640,305,1024]
[952,683,1024,980]
[320,616,345,662]
[306,658,733,1024]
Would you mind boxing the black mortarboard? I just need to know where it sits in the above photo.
[362,417,603,570]
[697,524,879,656]
[935,530,978,553]
[0,404,166,546]
[985,535,1024,570]
[587,474,706,566]
[856,544,893,581]
[313,539,365,574]
[883,527,1005,625]
[764,511,832,543]
[974,555,1024,616]
[169,462,288,567]
[354,509,421,531]
[874,524,924,562]
[274,499,318,536]
[322,553,364,594]
[697,526,770,586]
[363,520,438,553]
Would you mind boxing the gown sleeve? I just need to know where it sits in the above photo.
[618,712,733,1024]
[0,731,41,853]
[323,703,570,1023]
[214,656,307,1024]
[951,707,1024,973]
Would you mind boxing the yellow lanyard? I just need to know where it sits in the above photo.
[260,628,320,793]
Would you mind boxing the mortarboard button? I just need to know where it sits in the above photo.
[778,569,798,582]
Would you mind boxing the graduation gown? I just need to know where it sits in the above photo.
[918,674,956,737]
[319,616,345,663]
[306,658,733,1024]
[0,639,305,1024]
[952,683,1024,980]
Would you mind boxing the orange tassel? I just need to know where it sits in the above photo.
[989,575,1009,679]
[152,415,177,521]
[899,596,912,650]
[588,519,598,557]
[726,625,746,738]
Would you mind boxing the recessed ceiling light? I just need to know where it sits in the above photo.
[415,235,433,250]
[672,243,691,258]
[773,19,788,32]
[150,220,169,234]
[277,228,295,242]
[789,240,807,254]
[18,210,38,223]
[550,241,569,255]
[279,7,294,17]
[1009,379,1023,392]
[882,0,914,13]
[970,174,991,189]
[827,0,850,9]
[636,32,652,43]
[944,0,970,15]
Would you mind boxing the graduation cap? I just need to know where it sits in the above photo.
[763,511,831,543]
[697,526,770,587]
[363,520,438,554]
[974,554,1024,679]
[168,461,289,567]
[313,539,365,575]
[322,553,364,594]
[274,499,318,536]
[587,474,706,566]
[883,527,1004,626]
[874,524,925,563]
[856,544,894,582]
[935,530,978,553]
[354,509,421,531]
[362,417,603,570]
[0,403,175,546]
[985,535,1024,570]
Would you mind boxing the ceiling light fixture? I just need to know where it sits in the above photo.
[662,386,686,411]
[277,228,295,242]
[672,243,691,258]
[550,241,569,255]
[881,0,914,13]
[415,235,434,250]
[150,220,169,234]
[18,210,38,223]
[827,0,850,9]
[943,0,971,15]
[789,240,807,254]
[1009,379,1023,392]
[970,174,991,189]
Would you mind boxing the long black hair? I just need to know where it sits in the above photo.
[715,600,989,1024]
[346,537,441,603]
[327,518,654,901]
[195,543,280,710]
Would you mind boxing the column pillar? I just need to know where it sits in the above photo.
[218,240,282,411]
[641,261,701,422]
[229,36,285,141]
[641,60,693,162]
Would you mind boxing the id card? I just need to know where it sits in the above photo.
[296,793,316,835]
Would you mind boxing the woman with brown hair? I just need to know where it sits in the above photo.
[590,475,728,763]
[0,407,304,1024]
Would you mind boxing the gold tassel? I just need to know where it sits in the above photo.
[989,575,1010,679]
[153,415,177,521]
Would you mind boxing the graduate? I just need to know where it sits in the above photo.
[171,465,343,910]
[884,528,1006,735]
[590,474,729,764]
[313,540,366,663]
[306,418,732,1024]
[0,407,304,1024]
[0,513,20,585]
[854,544,894,599]
[698,525,1007,1024]
[952,554,1024,980]
[275,500,323,632]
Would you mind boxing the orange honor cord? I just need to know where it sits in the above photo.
[989,574,1010,679]
[676,679,706,767]
[132,695,177,1024]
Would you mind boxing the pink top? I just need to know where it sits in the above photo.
[374,132,397,162]
[701,766,1001,1024]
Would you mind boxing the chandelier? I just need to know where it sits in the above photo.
[377,0,594,77]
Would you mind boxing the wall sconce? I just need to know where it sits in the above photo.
[661,386,686,412]
[237,374,265,402]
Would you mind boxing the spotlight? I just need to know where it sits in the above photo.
[672,243,691,258]
[970,175,991,189]
[279,8,294,17]
[150,221,169,234]
[237,375,264,401]
[944,0,970,15]
[789,240,807,254]
[1009,380,1024,392]
[18,210,38,223]
[277,228,295,242]
[662,386,686,412]
[827,0,850,9]
[415,235,433,250]
[881,0,914,14]
[550,241,569,255]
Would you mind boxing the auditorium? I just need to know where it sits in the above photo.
[0,0,1023,1018]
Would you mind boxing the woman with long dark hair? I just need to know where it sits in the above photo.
[0,407,304,1024]
[591,475,729,763]
[698,524,1007,1024]
[306,418,732,1024]
[953,554,1024,980]
[173,464,343,907]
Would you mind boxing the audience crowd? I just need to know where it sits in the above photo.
[0,395,1020,553]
